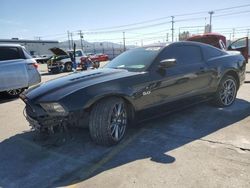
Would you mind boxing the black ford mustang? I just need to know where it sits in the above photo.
[20,41,246,146]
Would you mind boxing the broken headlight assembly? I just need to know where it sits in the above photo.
[40,103,68,116]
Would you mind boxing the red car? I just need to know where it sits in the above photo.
[80,53,109,70]
[89,53,109,62]
[187,33,248,63]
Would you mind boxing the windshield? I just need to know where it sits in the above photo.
[105,47,161,72]
[67,50,85,57]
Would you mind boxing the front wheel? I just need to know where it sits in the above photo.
[64,62,72,72]
[213,75,238,107]
[89,97,128,146]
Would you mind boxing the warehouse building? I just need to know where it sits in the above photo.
[0,38,59,56]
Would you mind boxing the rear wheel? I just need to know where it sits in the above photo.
[4,88,24,98]
[213,75,238,107]
[89,97,128,146]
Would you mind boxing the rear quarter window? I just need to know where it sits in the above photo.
[0,47,22,61]
[203,46,226,60]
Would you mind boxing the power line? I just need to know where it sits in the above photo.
[83,16,172,31]
[36,4,250,39]
[76,3,250,32]
[81,21,172,34]
[214,4,250,12]
[28,4,250,43]
[174,10,250,23]
[214,10,250,18]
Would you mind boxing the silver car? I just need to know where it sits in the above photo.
[0,44,41,97]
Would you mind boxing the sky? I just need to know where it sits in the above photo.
[1,0,250,45]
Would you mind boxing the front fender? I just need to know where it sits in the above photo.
[83,91,134,110]
[60,84,135,112]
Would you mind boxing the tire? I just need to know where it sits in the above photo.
[4,88,24,98]
[51,68,60,74]
[64,62,72,72]
[89,97,128,146]
[94,61,100,68]
[213,75,238,107]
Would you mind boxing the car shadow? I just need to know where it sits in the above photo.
[0,99,250,188]
[0,92,18,104]
[40,72,55,76]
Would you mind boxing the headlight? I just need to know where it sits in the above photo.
[40,103,68,116]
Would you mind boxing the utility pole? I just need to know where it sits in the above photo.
[119,42,122,52]
[34,36,41,40]
[67,31,71,50]
[208,11,214,32]
[166,33,169,42]
[79,30,84,52]
[232,28,235,41]
[247,29,250,38]
[93,43,96,54]
[70,33,74,49]
[123,32,126,51]
[171,16,174,42]
[112,43,115,58]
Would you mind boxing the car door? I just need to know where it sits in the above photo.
[135,44,213,110]
[0,47,29,91]
[75,50,83,65]
[228,37,248,63]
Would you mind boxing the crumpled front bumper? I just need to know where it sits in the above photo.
[23,106,67,131]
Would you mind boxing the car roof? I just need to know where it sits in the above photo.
[134,41,219,52]
[167,41,221,49]
[143,41,207,48]
[0,43,22,47]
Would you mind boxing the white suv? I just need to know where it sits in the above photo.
[0,44,41,97]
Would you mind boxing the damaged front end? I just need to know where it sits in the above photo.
[21,95,89,133]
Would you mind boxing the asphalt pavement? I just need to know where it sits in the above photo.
[0,63,249,188]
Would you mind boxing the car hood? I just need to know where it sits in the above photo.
[49,47,68,56]
[23,68,143,102]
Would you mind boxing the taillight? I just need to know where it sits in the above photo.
[28,63,38,69]
[33,63,38,69]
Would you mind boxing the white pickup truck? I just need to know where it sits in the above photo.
[0,44,41,97]
[47,48,86,73]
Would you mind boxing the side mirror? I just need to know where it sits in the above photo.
[159,59,177,69]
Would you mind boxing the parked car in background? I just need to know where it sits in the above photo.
[21,42,246,146]
[91,53,109,62]
[33,55,52,64]
[80,53,108,70]
[47,48,86,73]
[0,44,41,98]
[187,33,248,63]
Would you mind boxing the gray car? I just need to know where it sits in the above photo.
[0,44,41,97]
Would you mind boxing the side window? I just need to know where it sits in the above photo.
[75,50,83,57]
[0,47,21,61]
[158,45,203,65]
